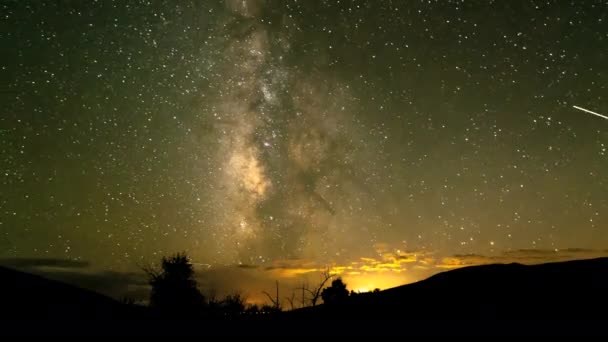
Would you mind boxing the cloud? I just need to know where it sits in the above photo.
[435,248,608,269]
[263,259,322,278]
[236,264,260,269]
[3,247,606,306]
[37,269,149,301]
[0,257,148,302]
[351,249,434,272]
[0,258,90,269]
[195,265,293,304]
[396,254,419,263]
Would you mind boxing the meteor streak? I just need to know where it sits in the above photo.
[573,105,608,120]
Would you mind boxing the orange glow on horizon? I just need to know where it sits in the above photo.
[342,271,413,293]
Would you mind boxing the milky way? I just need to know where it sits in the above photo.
[207,0,379,264]
[1,1,607,298]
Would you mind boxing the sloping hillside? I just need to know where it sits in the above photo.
[2,258,607,336]
[283,257,608,336]
[0,266,143,335]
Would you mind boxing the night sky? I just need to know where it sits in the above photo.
[1,0,607,300]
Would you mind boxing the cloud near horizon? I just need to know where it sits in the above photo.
[2,247,607,305]
[0,258,149,303]
[0,258,90,269]
[435,248,608,269]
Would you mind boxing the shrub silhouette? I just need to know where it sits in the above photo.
[222,292,246,317]
[245,304,261,315]
[260,304,281,314]
[321,278,349,305]
[144,252,205,317]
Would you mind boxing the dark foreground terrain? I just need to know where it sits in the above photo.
[2,257,607,336]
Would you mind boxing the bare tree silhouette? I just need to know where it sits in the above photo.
[262,280,281,311]
[285,291,297,311]
[300,268,334,307]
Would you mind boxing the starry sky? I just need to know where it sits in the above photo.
[1,0,607,301]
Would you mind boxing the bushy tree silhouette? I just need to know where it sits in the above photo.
[245,304,261,315]
[222,292,246,317]
[321,278,349,306]
[144,252,204,317]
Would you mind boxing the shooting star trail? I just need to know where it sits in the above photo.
[573,105,608,120]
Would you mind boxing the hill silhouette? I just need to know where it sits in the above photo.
[1,257,607,336]
[284,257,608,336]
[0,266,146,335]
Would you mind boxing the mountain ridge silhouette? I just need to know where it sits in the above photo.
[1,257,607,336]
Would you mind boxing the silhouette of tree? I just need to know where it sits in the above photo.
[285,291,297,311]
[222,292,246,317]
[321,277,349,305]
[262,280,281,311]
[300,268,334,307]
[205,288,222,316]
[261,304,281,314]
[300,282,307,308]
[119,296,136,306]
[245,304,261,315]
[144,252,205,316]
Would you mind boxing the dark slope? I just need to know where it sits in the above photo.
[378,257,608,318]
[281,257,608,336]
[0,266,146,335]
[1,258,607,336]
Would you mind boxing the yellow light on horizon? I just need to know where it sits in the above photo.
[344,272,410,293]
